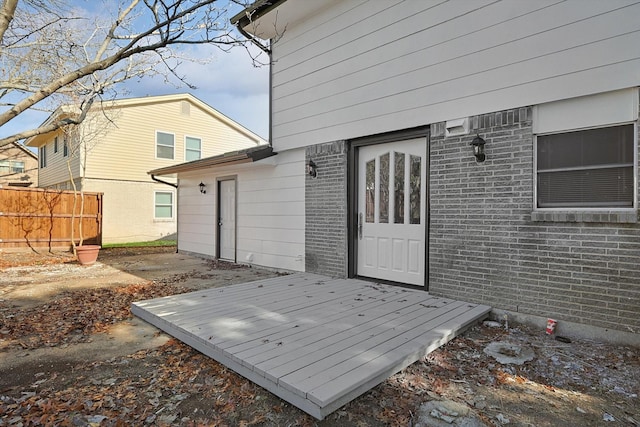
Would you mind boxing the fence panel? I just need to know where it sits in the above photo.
[0,187,102,250]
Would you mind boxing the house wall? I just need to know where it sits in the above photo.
[176,148,305,272]
[29,95,265,243]
[82,179,176,244]
[305,141,348,277]
[268,0,640,151]
[36,129,81,188]
[428,105,640,336]
[0,143,38,187]
[85,99,261,182]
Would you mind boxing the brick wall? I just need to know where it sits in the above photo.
[305,141,348,277]
[428,108,640,334]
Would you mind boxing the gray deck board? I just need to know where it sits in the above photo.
[132,273,490,420]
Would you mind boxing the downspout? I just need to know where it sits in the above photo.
[236,24,271,56]
[151,175,179,253]
[151,174,177,189]
[234,22,273,144]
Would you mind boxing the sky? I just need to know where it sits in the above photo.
[0,1,270,142]
[125,43,270,139]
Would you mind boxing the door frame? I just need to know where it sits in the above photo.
[347,126,431,290]
[216,175,237,262]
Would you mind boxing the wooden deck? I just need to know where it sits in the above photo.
[132,273,491,420]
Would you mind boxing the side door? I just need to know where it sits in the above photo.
[357,138,427,286]
[218,178,236,262]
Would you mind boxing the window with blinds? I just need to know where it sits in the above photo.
[536,124,635,208]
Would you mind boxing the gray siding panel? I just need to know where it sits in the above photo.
[270,0,640,151]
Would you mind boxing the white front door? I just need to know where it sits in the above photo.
[218,179,236,262]
[357,138,427,286]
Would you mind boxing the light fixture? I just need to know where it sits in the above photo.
[307,159,317,178]
[470,134,486,162]
[199,182,206,194]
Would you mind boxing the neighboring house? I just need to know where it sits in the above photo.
[0,142,38,187]
[151,1,640,343]
[25,93,267,244]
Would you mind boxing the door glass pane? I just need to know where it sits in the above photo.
[365,159,375,223]
[379,153,389,223]
[410,155,421,224]
[155,205,173,218]
[394,152,405,224]
[155,192,172,205]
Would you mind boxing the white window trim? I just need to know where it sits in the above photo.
[184,135,202,162]
[533,121,638,213]
[153,190,175,220]
[155,130,176,160]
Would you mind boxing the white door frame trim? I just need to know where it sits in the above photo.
[217,175,237,262]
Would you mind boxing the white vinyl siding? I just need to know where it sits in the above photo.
[82,97,264,182]
[35,130,82,187]
[268,0,640,150]
[154,191,174,219]
[185,136,202,161]
[177,148,305,272]
[156,131,175,160]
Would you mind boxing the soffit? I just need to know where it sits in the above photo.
[234,0,338,40]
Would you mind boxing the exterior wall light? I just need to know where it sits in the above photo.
[470,134,486,162]
[307,160,317,178]
[199,182,206,194]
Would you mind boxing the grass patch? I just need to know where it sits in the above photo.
[102,240,177,248]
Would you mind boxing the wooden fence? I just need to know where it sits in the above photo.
[0,187,102,250]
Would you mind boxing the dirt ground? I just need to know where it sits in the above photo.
[0,247,638,426]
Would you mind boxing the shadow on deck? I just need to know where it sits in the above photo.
[132,273,491,420]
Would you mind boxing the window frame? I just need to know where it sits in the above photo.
[39,145,47,168]
[0,160,23,174]
[155,130,175,160]
[184,135,202,162]
[154,190,175,220]
[533,121,638,212]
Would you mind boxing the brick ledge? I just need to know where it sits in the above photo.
[531,210,638,223]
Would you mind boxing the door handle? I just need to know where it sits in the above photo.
[358,213,363,240]
[218,218,223,227]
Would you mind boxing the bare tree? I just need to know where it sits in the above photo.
[0,0,253,147]
[61,103,119,252]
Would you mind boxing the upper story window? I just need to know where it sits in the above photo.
[39,145,47,168]
[54,137,58,153]
[536,124,635,208]
[63,139,68,157]
[156,131,175,159]
[185,136,201,161]
[0,160,25,174]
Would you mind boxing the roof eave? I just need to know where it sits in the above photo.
[230,0,288,27]
[148,145,276,176]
